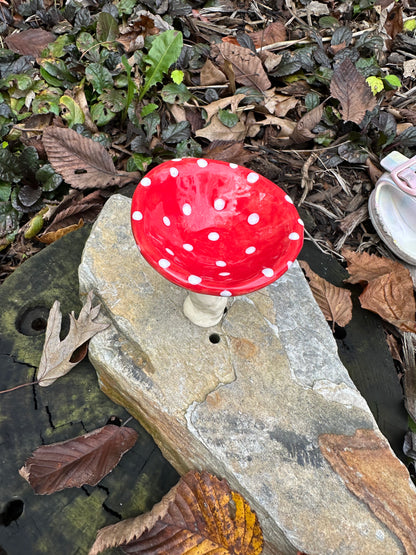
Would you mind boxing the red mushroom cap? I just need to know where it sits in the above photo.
[131,158,304,297]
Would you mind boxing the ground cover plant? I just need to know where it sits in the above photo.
[1,0,416,551]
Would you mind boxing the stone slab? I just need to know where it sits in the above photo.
[79,194,406,554]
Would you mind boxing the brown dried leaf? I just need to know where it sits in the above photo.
[343,249,416,332]
[37,291,109,387]
[196,115,247,142]
[330,58,377,125]
[359,273,416,333]
[249,20,286,48]
[204,141,257,165]
[343,248,403,284]
[37,218,84,244]
[42,127,140,189]
[319,429,416,555]
[89,470,263,555]
[200,58,227,86]
[290,103,324,144]
[214,42,271,92]
[42,190,105,234]
[203,93,246,123]
[19,425,138,494]
[299,261,352,329]
[5,29,55,59]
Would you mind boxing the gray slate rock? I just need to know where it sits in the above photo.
[79,194,405,554]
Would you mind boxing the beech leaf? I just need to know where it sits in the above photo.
[330,58,377,125]
[42,127,141,189]
[19,424,138,494]
[319,429,416,555]
[214,42,271,92]
[5,29,55,60]
[299,260,352,329]
[89,470,263,555]
[37,291,109,387]
[343,249,416,332]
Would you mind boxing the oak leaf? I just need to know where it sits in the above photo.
[343,249,416,332]
[43,126,141,189]
[299,261,352,329]
[330,58,377,125]
[37,291,109,387]
[89,470,263,555]
[319,429,416,555]
[19,424,138,494]
[214,42,271,92]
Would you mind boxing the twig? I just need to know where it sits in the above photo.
[0,380,39,394]
[299,152,318,204]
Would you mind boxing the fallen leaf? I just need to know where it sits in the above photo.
[203,93,246,123]
[319,429,416,555]
[342,248,402,284]
[89,470,263,555]
[299,260,353,329]
[200,58,227,86]
[249,20,286,48]
[365,157,383,184]
[246,114,296,139]
[343,249,416,332]
[37,218,84,244]
[214,42,271,92]
[359,273,416,333]
[196,114,247,142]
[403,59,416,80]
[381,3,403,50]
[330,58,377,125]
[42,127,141,189]
[19,424,138,494]
[37,291,109,387]
[204,141,257,165]
[5,29,55,60]
[290,103,324,144]
[385,333,402,363]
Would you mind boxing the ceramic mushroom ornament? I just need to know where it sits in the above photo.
[131,158,304,327]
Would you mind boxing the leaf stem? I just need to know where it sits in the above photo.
[0,381,40,395]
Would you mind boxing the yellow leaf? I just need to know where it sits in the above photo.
[366,76,384,95]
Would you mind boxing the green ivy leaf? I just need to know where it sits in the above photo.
[99,89,127,112]
[175,138,202,158]
[305,92,320,111]
[383,74,401,89]
[140,30,183,101]
[91,102,115,126]
[0,183,11,202]
[36,164,62,192]
[161,82,191,103]
[96,12,119,43]
[85,63,113,94]
[127,153,152,172]
[171,69,184,84]
[161,121,191,143]
[141,103,158,117]
[60,95,85,127]
[0,201,20,237]
[217,109,239,128]
[47,35,72,58]
[116,0,137,15]
[0,149,21,182]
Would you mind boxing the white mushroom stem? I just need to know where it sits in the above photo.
[183,291,228,328]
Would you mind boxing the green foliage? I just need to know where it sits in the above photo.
[139,30,184,100]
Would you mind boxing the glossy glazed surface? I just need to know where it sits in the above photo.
[131,158,304,296]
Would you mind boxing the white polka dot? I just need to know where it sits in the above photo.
[287,261,293,269]
[289,232,300,240]
[220,290,232,297]
[298,218,304,226]
[188,275,202,285]
[140,177,151,187]
[170,167,178,177]
[182,203,192,216]
[183,243,193,251]
[219,272,230,276]
[214,198,225,211]
[262,268,274,277]
[132,211,143,221]
[158,259,171,268]
[166,248,174,255]
[208,232,219,241]
[229,163,238,169]
[163,216,171,226]
[197,159,208,167]
[248,213,260,225]
[245,246,256,254]
[216,261,226,267]
[247,172,259,183]
[172,158,182,161]
[285,194,293,204]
